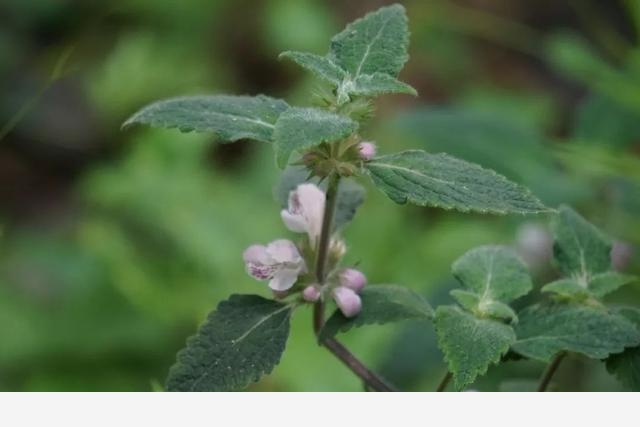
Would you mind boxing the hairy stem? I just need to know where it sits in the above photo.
[436,371,452,392]
[537,352,566,392]
[312,172,396,392]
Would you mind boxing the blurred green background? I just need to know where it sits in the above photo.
[1,0,639,391]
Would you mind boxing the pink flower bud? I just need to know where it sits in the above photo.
[358,142,377,160]
[332,286,362,318]
[302,285,321,302]
[339,268,367,292]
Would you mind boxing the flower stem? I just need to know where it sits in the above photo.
[312,172,397,392]
[436,371,452,392]
[537,352,566,392]
[314,173,340,284]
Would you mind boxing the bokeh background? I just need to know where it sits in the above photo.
[1,0,639,391]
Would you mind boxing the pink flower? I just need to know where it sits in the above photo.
[332,286,362,318]
[339,268,367,292]
[243,239,307,291]
[358,142,377,160]
[281,183,325,246]
[302,285,321,302]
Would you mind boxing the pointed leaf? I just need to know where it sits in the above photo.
[279,51,346,85]
[435,305,515,390]
[481,301,518,323]
[512,303,640,362]
[541,278,590,299]
[450,289,480,312]
[273,107,358,168]
[606,308,640,391]
[329,4,409,79]
[318,285,433,341]
[589,271,636,298]
[552,205,612,281]
[123,95,290,143]
[350,73,417,96]
[452,245,533,304]
[166,295,293,391]
[366,150,549,214]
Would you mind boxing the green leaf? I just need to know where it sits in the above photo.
[435,305,516,390]
[452,245,533,304]
[318,285,433,341]
[123,95,290,143]
[366,150,550,214]
[279,51,346,85]
[166,295,293,391]
[274,166,365,229]
[606,346,640,391]
[512,304,640,362]
[329,4,409,79]
[606,307,640,391]
[552,205,611,281]
[333,179,366,230]
[450,289,480,312]
[450,289,518,322]
[273,107,358,168]
[541,278,590,300]
[350,73,417,97]
[589,272,636,298]
[480,301,518,323]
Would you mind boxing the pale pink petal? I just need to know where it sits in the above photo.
[296,184,325,244]
[266,239,302,264]
[339,268,367,292]
[358,142,377,160]
[333,286,362,318]
[280,210,308,233]
[269,268,300,291]
[243,244,276,280]
[302,285,321,302]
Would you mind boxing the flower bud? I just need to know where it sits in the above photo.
[332,286,362,318]
[302,285,321,302]
[329,238,347,261]
[339,268,367,292]
[358,142,377,161]
[612,240,633,271]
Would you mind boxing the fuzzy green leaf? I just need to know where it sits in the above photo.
[435,305,516,390]
[589,272,636,298]
[329,4,409,79]
[450,289,480,312]
[552,205,611,280]
[350,73,417,96]
[166,295,293,391]
[541,278,590,299]
[318,285,433,341]
[279,51,346,85]
[606,307,640,391]
[273,107,357,168]
[366,150,549,214]
[123,95,290,143]
[512,304,640,362]
[453,245,533,304]
[607,346,640,391]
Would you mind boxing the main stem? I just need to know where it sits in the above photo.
[537,352,566,392]
[436,371,452,392]
[312,172,396,392]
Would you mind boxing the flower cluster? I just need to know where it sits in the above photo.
[242,182,367,317]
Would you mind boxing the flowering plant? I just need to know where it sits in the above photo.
[124,5,640,392]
